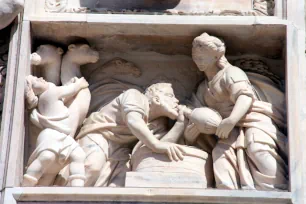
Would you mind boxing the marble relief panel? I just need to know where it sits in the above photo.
[22,24,287,192]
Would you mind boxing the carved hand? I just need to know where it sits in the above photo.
[177,105,188,124]
[76,77,89,90]
[155,142,185,161]
[216,117,235,139]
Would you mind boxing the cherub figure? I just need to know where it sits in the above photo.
[185,33,288,191]
[22,75,88,187]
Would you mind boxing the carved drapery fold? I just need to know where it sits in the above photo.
[253,0,275,16]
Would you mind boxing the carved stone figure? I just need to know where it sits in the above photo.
[30,44,64,85]
[60,43,99,138]
[22,75,89,187]
[186,33,288,191]
[60,83,186,187]
[0,0,24,30]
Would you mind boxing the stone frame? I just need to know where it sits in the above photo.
[1,0,305,203]
[42,0,278,17]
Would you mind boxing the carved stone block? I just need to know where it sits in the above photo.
[126,172,208,188]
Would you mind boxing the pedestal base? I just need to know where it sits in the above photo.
[126,172,208,188]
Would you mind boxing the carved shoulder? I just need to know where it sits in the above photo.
[224,66,249,86]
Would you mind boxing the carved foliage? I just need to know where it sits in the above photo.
[253,0,275,16]
[45,0,87,13]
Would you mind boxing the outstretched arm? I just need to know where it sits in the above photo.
[126,111,185,161]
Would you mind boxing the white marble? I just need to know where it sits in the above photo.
[0,0,24,30]
[3,187,292,203]
[1,0,306,203]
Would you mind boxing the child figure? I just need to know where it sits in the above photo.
[22,75,88,187]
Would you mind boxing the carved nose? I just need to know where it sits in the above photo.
[30,53,42,65]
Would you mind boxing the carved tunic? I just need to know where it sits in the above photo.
[196,66,287,152]
[194,65,288,190]
[27,107,80,166]
[76,89,149,144]
[197,66,256,118]
[74,89,150,187]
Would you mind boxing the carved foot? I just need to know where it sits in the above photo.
[22,174,38,187]
[68,174,86,187]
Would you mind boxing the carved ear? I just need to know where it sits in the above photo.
[68,44,76,51]
[57,47,64,55]
[153,96,160,105]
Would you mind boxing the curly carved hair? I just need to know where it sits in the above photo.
[144,83,173,104]
[192,33,226,56]
[25,75,39,109]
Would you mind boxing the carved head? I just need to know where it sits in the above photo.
[30,44,64,66]
[145,83,179,120]
[67,44,99,65]
[25,75,49,109]
[192,33,225,71]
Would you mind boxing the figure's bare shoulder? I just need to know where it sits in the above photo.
[224,66,249,85]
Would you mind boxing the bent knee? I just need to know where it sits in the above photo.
[84,153,105,173]
[85,162,103,176]
[70,147,86,163]
[39,151,56,163]
[247,142,274,155]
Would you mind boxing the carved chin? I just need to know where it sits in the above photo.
[167,109,179,120]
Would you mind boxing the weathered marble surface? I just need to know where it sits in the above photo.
[22,75,88,187]
[0,0,24,30]
[43,0,274,16]
[186,33,288,191]
[1,0,304,198]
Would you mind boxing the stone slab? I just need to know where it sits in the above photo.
[1,187,292,204]
[125,172,207,188]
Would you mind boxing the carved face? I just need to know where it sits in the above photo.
[30,45,63,66]
[156,86,179,120]
[32,77,49,95]
[192,44,218,72]
[67,44,99,65]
